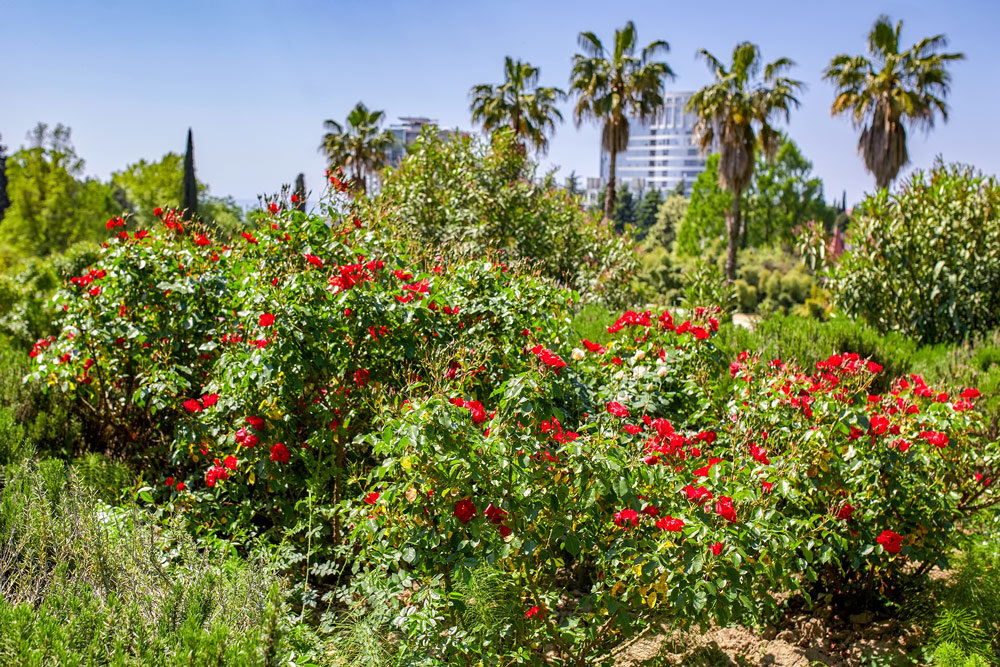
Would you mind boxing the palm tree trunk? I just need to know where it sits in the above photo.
[604,150,617,221]
[724,188,742,281]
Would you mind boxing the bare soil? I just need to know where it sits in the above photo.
[611,603,927,666]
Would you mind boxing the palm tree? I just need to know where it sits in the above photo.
[470,57,565,155]
[823,16,964,191]
[569,21,673,220]
[319,102,397,193]
[686,42,802,281]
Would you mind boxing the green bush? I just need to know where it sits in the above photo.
[28,187,1000,663]
[735,247,818,316]
[374,127,639,307]
[714,314,918,392]
[0,335,82,460]
[827,163,1000,344]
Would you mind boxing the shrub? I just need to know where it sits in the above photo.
[736,247,818,316]
[0,335,82,459]
[29,192,998,663]
[827,163,1000,344]
[374,127,638,307]
[726,352,994,597]
[713,314,918,392]
[0,459,314,665]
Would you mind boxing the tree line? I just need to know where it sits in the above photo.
[318,15,963,280]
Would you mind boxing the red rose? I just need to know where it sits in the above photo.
[683,485,713,504]
[613,509,639,529]
[919,430,949,448]
[693,458,725,478]
[364,491,380,505]
[270,442,290,463]
[183,399,203,413]
[877,530,903,554]
[223,455,238,470]
[165,476,174,486]
[749,443,769,465]
[837,503,855,521]
[484,503,508,524]
[305,254,324,267]
[961,388,981,399]
[606,402,629,418]
[715,496,738,523]
[201,393,219,408]
[246,416,265,429]
[710,542,723,555]
[870,414,889,435]
[453,498,477,524]
[176,481,186,491]
[258,312,275,327]
[525,605,542,619]
[656,516,685,532]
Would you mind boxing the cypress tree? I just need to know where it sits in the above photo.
[293,173,306,212]
[0,134,9,223]
[182,128,198,219]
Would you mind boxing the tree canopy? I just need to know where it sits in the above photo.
[686,41,802,279]
[470,57,565,155]
[0,124,120,260]
[569,21,673,219]
[824,15,964,190]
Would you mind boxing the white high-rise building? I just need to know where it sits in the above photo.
[385,117,470,167]
[597,91,708,195]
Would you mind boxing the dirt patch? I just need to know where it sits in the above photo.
[612,604,925,666]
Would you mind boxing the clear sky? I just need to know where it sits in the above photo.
[3,0,997,207]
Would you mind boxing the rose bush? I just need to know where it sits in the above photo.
[29,184,997,663]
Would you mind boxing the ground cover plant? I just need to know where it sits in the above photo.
[0,458,319,665]
[16,180,998,664]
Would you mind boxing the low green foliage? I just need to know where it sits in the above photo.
[0,459,320,665]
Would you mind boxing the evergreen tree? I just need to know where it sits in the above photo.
[182,128,198,219]
[635,187,663,239]
[564,170,581,197]
[646,193,687,250]
[0,134,9,223]
[294,173,306,212]
[676,154,732,256]
[611,185,636,233]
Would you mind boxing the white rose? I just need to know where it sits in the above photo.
[571,347,585,361]
[657,365,669,377]
[633,366,647,379]
[613,370,624,381]
[632,350,646,363]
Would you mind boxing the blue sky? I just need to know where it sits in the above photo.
[3,0,997,206]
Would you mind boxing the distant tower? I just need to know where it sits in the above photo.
[599,91,708,196]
